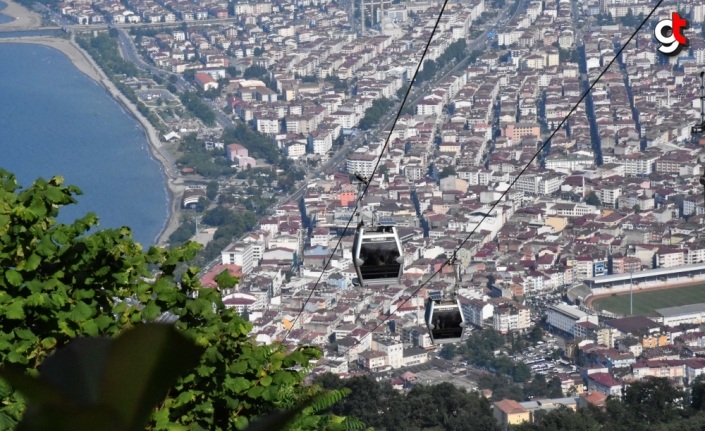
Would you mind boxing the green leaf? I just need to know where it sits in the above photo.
[82,319,99,337]
[14,328,36,341]
[247,385,264,399]
[260,375,272,387]
[186,298,211,316]
[4,301,25,320]
[174,390,194,406]
[68,301,93,322]
[6,351,27,364]
[40,337,57,350]
[24,253,42,271]
[272,371,295,386]
[141,301,161,321]
[74,289,96,300]
[0,411,18,431]
[5,269,22,287]
[45,186,67,204]
[100,324,203,430]
[228,361,248,375]
[234,415,249,430]
[25,292,49,307]
[112,300,128,314]
[242,402,311,431]
[225,377,250,394]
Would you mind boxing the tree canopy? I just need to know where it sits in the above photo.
[359,98,394,130]
[514,377,705,431]
[0,170,349,430]
[314,374,499,431]
[222,124,282,165]
[586,191,601,207]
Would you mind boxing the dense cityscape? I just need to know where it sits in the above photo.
[4,0,705,428]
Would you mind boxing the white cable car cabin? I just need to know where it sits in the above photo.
[425,298,465,344]
[352,225,403,287]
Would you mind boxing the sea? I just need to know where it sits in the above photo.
[0,42,169,247]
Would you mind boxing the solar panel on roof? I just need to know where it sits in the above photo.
[378,217,395,225]
[429,291,443,300]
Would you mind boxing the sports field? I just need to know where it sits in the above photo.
[591,283,705,316]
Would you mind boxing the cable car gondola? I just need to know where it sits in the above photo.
[424,298,465,344]
[352,225,403,287]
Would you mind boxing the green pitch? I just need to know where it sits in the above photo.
[592,284,705,316]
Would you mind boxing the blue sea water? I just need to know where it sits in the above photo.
[0,1,13,25]
[0,43,169,246]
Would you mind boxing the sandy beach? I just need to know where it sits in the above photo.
[0,36,185,246]
[0,0,42,30]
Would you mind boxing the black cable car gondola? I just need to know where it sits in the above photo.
[352,225,403,287]
[425,298,465,344]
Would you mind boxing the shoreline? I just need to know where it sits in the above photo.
[0,0,42,30]
[0,36,183,247]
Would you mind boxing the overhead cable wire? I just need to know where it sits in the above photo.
[284,0,454,340]
[346,0,666,348]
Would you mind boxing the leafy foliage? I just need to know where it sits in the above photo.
[168,217,196,245]
[198,208,258,263]
[558,47,580,63]
[586,191,601,206]
[180,92,216,126]
[222,124,282,164]
[315,374,499,431]
[323,75,348,93]
[691,375,705,411]
[456,329,531,383]
[243,65,268,80]
[176,133,234,177]
[522,374,563,400]
[513,378,700,431]
[202,206,236,227]
[0,324,202,431]
[439,343,456,360]
[438,166,456,179]
[619,9,644,27]
[77,34,139,78]
[359,98,394,130]
[206,180,219,200]
[0,170,341,430]
[416,39,467,83]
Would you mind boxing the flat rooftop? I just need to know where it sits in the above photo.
[585,262,705,286]
[656,302,705,317]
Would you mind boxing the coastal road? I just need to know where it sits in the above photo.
[113,27,189,91]
[114,26,234,129]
